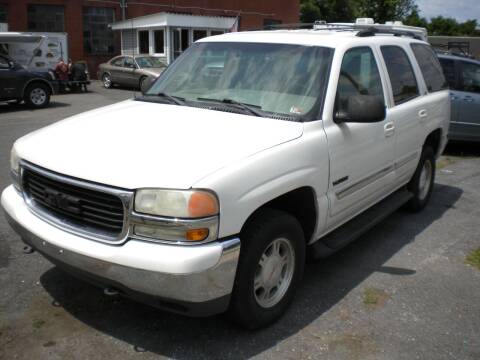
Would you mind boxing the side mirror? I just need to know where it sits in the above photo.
[334,95,386,123]
[8,61,15,68]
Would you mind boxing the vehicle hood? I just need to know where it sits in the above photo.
[14,100,304,189]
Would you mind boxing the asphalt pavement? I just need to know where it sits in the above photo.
[0,82,479,360]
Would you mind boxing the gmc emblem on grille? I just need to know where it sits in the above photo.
[43,188,82,215]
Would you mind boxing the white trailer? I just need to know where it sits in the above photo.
[0,32,68,72]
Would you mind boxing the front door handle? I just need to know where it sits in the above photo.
[464,96,474,103]
[418,109,428,118]
[384,122,395,137]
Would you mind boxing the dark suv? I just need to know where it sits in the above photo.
[0,55,56,108]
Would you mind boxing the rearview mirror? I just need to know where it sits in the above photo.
[334,95,385,123]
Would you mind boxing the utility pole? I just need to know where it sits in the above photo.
[120,0,127,20]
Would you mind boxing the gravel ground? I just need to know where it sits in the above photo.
[0,83,479,360]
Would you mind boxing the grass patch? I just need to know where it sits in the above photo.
[466,248,480,270]
[363,288,390,307]
[437,156,460,170]
[32,319,46,329]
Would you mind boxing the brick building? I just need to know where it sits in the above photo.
[0,0,299,77]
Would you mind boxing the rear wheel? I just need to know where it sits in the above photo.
[228,208,305,329]
[406,146,435,212]
[24,83,50,108]
[102,73,112,88]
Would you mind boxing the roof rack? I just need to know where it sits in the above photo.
[251,19,428,41]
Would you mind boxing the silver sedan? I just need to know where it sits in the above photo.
[97,55,167,92]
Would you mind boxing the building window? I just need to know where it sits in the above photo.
[193,30,207,42]
[264,19,281,29]
[210,30,224,36]
[0,5,7,23]
[153,30,164,54]
[83,7,115,55]
[27,5,64,32]
[138,30,149,54]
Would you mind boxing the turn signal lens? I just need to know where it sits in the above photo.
[185,228,210,241]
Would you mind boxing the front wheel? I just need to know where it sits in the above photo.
[228,208,305,329]
[139,76,149,93]
[406,146,435,212]
[24,83,50,108]
[102,73,112,88]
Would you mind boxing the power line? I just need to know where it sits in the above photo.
[85,0,275,17]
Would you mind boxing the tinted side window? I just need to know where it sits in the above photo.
[459,61,480,94]
[111,57,124,67]
[0,57,9,69]
[124,57,135,68]
[336,47,384,103]
[411,44,447,92]
[381,46,419,105]
[438,58,456,89]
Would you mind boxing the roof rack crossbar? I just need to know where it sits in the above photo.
[356,27,423,40]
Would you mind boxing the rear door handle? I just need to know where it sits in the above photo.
[464,96,474,102]
[384,122,395,137]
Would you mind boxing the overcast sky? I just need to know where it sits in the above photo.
[417,0,480,22]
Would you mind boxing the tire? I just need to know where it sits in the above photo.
[406,146,435,212]
[24,83,50,108]
[228,208,305,329]
[139,76,148,93]
[102,73,112,89]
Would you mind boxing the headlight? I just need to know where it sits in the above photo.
[135,189,219,218]
[10,147,21,191]
[10,147,20,174]
[133,189,219,243]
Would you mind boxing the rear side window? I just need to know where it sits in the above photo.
[411,44,447,92]
[381,46,419,105]
[111,57,124,66]
[438,58,456,89]
[459,61,480,94]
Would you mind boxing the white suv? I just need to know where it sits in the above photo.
[1,22,449,329]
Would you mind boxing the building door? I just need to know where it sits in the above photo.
[171,28,190,61]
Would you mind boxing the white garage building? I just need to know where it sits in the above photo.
[111,12,237,65]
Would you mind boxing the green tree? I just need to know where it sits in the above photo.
[356,0,418,23]
[300,0,356,23]
[300,0,322,23]
[403,8,428,28]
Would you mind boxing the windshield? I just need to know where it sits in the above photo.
[146,42,333,120]
[136,56,166,68]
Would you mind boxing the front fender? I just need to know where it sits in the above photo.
[194,122,330,239]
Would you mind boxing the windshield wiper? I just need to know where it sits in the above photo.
[143,92,186,106]
[197,97,265,117]
[157,92,186,105]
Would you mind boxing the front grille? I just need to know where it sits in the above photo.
[22,167,125,238]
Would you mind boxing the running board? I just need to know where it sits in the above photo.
[310,189,413,259]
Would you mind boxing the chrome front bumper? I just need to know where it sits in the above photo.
[1,185,241,316]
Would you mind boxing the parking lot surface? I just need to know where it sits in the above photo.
[0,82,479,360]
